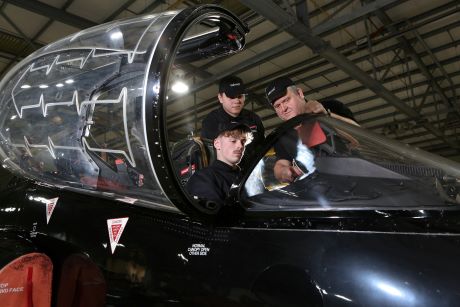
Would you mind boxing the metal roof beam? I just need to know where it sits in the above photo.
[169,63,460,134]
[356,86,435,120]
[0,10,37,50]
[103,0,137,22]
[393,107,458,144]
[0,0,76,78]
[0,50,17,60]
[364,92,460,129]
[2,0,97,29]
[168,34,460,129]
[263,87,460,131]
[302,52,460,104]
[343,69,460,125]
[295,0,310,28]
[243,3,460,91]
[168,47,460,136]
[172,0,404,102]
[311,0,403,35]
[252,34,460,122]
[203,0,353,69]
[327,54,460,109]
[412,29,458,107]
[416,135,460,149]
[374,9,460,116]
[239,54,460,131]
[139,0,165,14]
[240,0,458,149]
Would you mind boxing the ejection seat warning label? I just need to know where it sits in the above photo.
[187,244,210,256]
[107,217,129,254]
[0,283,24,294]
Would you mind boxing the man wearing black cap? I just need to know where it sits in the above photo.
[265,76,358,183]
[201,75,264,144]
[187,122,252,205]
[265,76,358,124]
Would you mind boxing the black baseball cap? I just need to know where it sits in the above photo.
[265,76,295,105]
[214,121,252,140]
[219,76,246,99]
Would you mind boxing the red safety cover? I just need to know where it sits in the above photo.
[0,252,53,307]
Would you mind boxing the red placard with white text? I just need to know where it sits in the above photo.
[45,197,59,224]
[107,218,128,254]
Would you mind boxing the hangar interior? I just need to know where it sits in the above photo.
[0,0,459,175]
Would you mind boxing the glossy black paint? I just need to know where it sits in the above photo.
[0,5,460,307]
[2,176,460,306]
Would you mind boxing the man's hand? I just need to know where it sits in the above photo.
[274,159,303,183]
[305,100,327,114]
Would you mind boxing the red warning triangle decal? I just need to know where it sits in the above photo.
[45,197,59,224]
[107,217,128,254]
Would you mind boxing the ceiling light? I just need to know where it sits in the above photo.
[20,84,31,89]
[65,79,74,84]
[171,81,189,94]
[56,83,64,87]
[39,84,48,89]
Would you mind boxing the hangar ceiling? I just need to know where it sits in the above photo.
[0,0,459,159]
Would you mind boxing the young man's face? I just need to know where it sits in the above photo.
[272,87,305,121]
[214,131,247,166]
[218,92,245,117]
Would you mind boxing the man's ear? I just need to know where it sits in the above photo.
[296,87,304,99]
[217,93,224,104]
[214,137,221,150]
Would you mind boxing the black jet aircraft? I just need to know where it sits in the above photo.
[0,4,460,307]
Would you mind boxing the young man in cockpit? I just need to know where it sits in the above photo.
[265,76,358,183]
[187,122,252,205]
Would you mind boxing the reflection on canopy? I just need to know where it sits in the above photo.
[243,116,460,210]
[0,6,249,215]
[0,9,176,208]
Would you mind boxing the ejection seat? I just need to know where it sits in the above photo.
[171,136,216,186]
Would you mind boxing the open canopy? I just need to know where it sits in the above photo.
[0,5,248,214]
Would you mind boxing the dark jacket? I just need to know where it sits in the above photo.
[186,160,240,205]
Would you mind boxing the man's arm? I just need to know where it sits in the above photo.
[305,100,359,126]
[329,113,360,126]
[274,159,303,183]
[305,100,327,114]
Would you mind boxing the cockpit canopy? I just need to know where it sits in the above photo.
[0,5,248,212]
